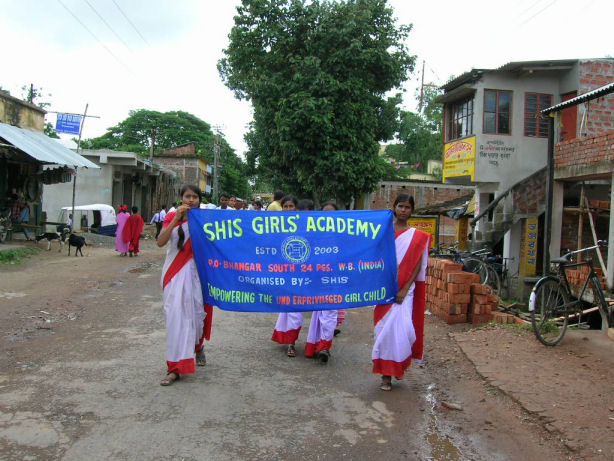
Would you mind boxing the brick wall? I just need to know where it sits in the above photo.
[158,143,197,157]
[554,131,614,169]
[368,181,474,247]
[512,169,546,214]
[579,60,614,136]
[153,157,199,185]
[561,212,610,253]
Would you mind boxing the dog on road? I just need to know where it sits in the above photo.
[35,232,65,252]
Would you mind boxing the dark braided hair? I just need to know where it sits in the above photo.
[177,184,202,251]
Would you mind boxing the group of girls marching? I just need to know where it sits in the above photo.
[158,185,429,392]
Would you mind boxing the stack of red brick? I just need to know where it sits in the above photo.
[426,258,500,325]
[565,264,607,290]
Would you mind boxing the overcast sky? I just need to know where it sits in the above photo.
[0,0,612,155]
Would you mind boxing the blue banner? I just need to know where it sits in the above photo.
[188,209,397,312]
[55,113,82,135]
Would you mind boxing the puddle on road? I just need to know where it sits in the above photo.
[424,383,461,461]
[0,292,27,299]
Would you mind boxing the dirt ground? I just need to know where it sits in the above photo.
[0,234,612,460]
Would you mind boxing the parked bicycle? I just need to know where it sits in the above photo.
[529,241,612,346]
[429,244,495,287]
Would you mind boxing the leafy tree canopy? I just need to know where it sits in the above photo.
[219,0,415,206]
[17,84,59,138]
[385,85,443,177]
[83,109,250,199]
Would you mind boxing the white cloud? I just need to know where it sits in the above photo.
[1,0,612,155]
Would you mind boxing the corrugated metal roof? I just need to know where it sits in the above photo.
[0,122,99,168]
[441,59,579,92]
[495,59,577,73]
[541,81,614,114]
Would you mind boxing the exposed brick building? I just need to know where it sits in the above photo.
[546,77,614,291]
[363,180,474,247]
[153,143,212,196]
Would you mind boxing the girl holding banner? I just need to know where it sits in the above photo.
[372,194,430,391]
[271,196,339,363]
[158,185,213,386]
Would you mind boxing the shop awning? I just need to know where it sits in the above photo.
[0,122,99,168]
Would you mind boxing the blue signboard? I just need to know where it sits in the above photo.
[55,113,83,135]
[188,209,397,312]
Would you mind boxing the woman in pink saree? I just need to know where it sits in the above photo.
[115,205,130,256]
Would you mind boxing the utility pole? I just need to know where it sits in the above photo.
[71,103,89,232]
[212,127,223,204]
[418,60,439,112]
[149,128,156,162]
[419,60,425,111]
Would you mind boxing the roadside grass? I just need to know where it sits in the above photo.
[0,248,38,265]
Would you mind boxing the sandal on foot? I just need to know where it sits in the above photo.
[317,349,330,363]
[287,345,296,357]
[196,347,206,366]
[160,372,180,386]
[333,329,341,337]
[379,377,392,391]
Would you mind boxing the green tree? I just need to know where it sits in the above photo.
[385,85,443,175]
[19,84,59,138]
[83,109,250,199]
[219,0,414,207]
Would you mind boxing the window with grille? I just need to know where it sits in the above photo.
[483,89,512,135]
[445,97,474,141]
[524,93,552,137]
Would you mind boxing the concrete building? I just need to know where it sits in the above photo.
[437,58,614,293]
[42,149,178,225]
[153,143,212,196]
[0,92,97,234]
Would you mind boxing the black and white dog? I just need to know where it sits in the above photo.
[35,232,65,252]
[61,230,87,256]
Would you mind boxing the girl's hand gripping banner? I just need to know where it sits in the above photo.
[188,209,397,312]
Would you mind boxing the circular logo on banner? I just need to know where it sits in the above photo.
[281,236,310,264]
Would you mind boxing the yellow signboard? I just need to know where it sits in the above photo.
[443,136,476,181]
[409,217,437,248]
[519,217,538,277]
[455,217,469,250]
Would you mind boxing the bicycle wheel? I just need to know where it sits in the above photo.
[462,257,488,284]
[485,264,501,296]
[529,277,570,346]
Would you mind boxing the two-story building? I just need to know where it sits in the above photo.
[153,143,212,196]
[437,58,614,296]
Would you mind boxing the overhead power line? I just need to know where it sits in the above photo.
[111,0,150,46]
[56,0,132,72]
[83,0,133,53]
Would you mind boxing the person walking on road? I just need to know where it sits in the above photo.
[122,206,145,257]
[320,201,347,337]
[157,184,213,386]
[372,194,430,391]
[270,195,321,359]
[115,205,130,256]
[150,208,163,239]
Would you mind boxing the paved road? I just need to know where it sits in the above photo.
[0,244,566,460]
